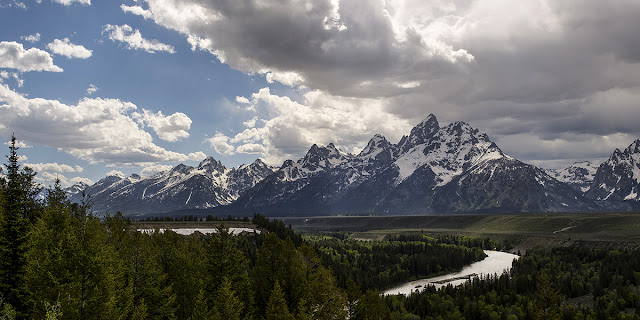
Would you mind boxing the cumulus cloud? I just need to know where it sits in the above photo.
[121,4,153,19]
[20,33,40,43]
[206,133,235,155]
[28,163,90,188]
[123,0,472,95]
[106,170,124,177]
[24,162,83,173]
[0,84,192,165]
[130,0,640,169]
[188,151,206,161]
[46,38,92,59]
[242,117,257,128]
[102,24,175,54]
[70,176,93,185]
[218,87,410,164]
[0,41,63,72]
[86,84,98,95]
[0,71,23,87]
[133,109,192,142]
[4,139,32,149]
[140,164,172,177]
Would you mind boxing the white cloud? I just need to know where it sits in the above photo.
[0,84,192,165]
[0,72,23,87]
[29,163,89,188]
[205,132,235,155]
[1,1,27,9]
[20,33,41,43]
[70,176,93,185]
[46,38,92,59]
[0,41,63,72]
[52,0,90,6]
[140,164,172,177]
[25,162,83,173]
[133,109,191,142]
[235,96,250,104]
[106,170,124,177]
[188,151,206,161]
[102,24,175,54]
[4,140,32,149]
[236,143,266,154]
[126,0,472,92]
[242,117,257,128]
[86,84,98,95]
[265,71,306,87]
[221,87,410,164]
[121,4,153,19]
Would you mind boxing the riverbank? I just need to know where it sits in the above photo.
[383,250,519,295]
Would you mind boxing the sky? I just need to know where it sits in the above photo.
[1,0,640,188]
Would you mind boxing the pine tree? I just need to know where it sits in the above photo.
[0,135,41,316]
[204,225,252,316]
[534,273,561,320]
[212,277,243,320]
[354,290,392,320]
[265,281,293,320]
[307,266,347,320]
[252,234,308,314]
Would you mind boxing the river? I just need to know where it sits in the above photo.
[383,250,519,296]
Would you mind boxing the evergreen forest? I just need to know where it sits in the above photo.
[1,136,640,319]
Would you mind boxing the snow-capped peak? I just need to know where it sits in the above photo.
[394,118,507,186]
[546,161,598,193]
[299,143,348,170]
[398,113,440,153]
[198,156,226,172]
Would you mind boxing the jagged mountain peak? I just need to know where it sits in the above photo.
[587,139,640,203]
[65,181,89,197]
[398,114,440,152]
[624,139,640,154]
[359,134,391,156]
[546,161,598,193]
[299,143,348,170]
[198,156,225,171]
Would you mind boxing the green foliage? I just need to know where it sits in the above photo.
[4,138,640,320]
[265,281,294,320]
[355,290,392,320]
[385,246,640,319]
[212,277,244,320]
[312,233,488,291]
[0,135,41,316]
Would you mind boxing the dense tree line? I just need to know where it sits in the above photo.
[384,247,640,319]
[310,233,491,291]
[2,137,640,319]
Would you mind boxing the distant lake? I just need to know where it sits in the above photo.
[137,227,260,235]
[383,250,519,296]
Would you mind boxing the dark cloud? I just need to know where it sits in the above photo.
[133,0,640,168]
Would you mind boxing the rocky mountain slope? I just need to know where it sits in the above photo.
[586,139,640,207]
[228,115,594,215]
[546,161,599,193]
[69,115,640,216]
[70,158,275,215]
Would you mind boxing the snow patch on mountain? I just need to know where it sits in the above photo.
[547,161,598,192]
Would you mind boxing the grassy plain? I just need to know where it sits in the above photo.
[280,212,640,253]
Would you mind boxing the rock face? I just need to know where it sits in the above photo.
[547,161,599,193]
[586,139,640,207]
[71,158,275,215]
[72,114,639,216]
[229,114,593,215]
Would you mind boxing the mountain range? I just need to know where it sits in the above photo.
[65,114,640,216]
